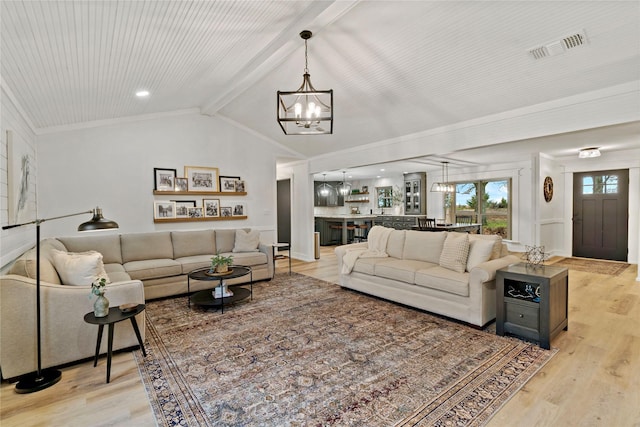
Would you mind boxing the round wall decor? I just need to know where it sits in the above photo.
[543,176,553,202]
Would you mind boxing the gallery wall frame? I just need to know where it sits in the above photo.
[154,168,177,192]
[185,166,219,192]
[220,176,240,193]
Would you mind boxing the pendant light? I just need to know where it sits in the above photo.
[431,161,455,193]
[318,174,332,197]
[277,30,333,135]
[337,171,352,196]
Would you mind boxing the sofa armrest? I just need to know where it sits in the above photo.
[335,242,368,274]
[470,255,521,283]
[258,243,274,278]
[0,275,145,379]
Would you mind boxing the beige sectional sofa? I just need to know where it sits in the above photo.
[0,228,273,379]
[335,227,520,327]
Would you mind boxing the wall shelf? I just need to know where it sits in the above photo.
[153,190,247,196]
[154,216,247,224]
[345,199,369,203]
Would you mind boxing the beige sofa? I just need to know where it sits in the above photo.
[335,228,520,327]
[0,228,273,379]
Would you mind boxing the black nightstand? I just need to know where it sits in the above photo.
[496,263,568,349]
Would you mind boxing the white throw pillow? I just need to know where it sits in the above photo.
[51,249,109,286]
[466,238,496,271]
[439,232,470,273]
[232,229,260,253]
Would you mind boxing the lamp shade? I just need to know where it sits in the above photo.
[78,208,119,232]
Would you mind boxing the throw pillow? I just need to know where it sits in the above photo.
[232,229,260,253]
[439,232,470,273]
[466,238,496,271]
[50,249,110,286]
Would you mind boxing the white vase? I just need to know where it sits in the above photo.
[93,294,109,317]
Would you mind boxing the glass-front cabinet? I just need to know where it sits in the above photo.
[403,172,426,214]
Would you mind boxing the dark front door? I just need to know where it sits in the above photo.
[277,179,291,244]
[572,169,628,261]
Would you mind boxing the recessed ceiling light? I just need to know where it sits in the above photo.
[136,90,150,97]
[380,168,385,172]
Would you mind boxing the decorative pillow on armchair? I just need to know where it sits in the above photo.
[232,229,260,253]
[51,249,110,286]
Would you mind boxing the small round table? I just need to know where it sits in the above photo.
[83,304,146,383]
[188,265,252,313]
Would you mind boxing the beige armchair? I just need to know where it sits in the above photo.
[0,274,145,380]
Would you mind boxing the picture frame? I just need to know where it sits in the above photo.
[219,175,240,193]
[235,180,246,192]
[220,206,233,217]
[154,201,176,219]
[188,207,203,218]
[185,166,219,192]
[154,168,177,192]
[232,202,246,217]
[174,177,188,192]
[203,199,220,217]
[173,200,197,218]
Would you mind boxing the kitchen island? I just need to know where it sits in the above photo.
[314,215,378,245]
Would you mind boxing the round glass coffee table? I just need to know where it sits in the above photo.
[187,265,252,313]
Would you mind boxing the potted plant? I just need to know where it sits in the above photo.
[90,277,109,317]
[210,252,234,273]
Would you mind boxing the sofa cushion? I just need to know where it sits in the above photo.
[352,257,383,275]
[230,251,268,267]
[50,249,109,286]
[123,259,182,281]
[57,234,123,264]
[9,239,64,285]
[215,229,238,253]
[104,263,131,282]
[171,230,216,259]
[233,229,260,252]
[466,238,496,271]
[415,266,470,297]
[468,234,502,260]
[386,230,406,259]
[374,259,431,284]
[439,232,470,273]
[120,232,174,263]
[176,255,213,275]
[403,230,447,264]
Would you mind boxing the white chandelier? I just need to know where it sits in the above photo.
[431,161,455,193]
[337,171,352,196]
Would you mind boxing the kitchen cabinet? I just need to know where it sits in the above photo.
[374,216,417,230]
[404,172,426,215]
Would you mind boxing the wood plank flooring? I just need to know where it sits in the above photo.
[2,247,639,426]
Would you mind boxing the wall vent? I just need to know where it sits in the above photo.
[528,29,588,59]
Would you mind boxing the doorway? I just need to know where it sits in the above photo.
[277,179,291,244]
[572,169,628,261]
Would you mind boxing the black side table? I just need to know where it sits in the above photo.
[83,304,146,383]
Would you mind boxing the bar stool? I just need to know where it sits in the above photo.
[353,223,369,242]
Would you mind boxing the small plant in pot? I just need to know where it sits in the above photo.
[210,252,234,273]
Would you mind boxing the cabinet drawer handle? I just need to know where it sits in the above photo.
[519,314,524,318]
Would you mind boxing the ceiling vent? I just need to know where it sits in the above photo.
[528,30,588,59]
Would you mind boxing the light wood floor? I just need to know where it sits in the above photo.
[2,247,639,426]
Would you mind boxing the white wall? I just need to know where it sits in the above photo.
[0,86,38,268]
[537,154,565,257]
[35,112,288,242]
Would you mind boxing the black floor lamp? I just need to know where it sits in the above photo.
[2,207,118,393]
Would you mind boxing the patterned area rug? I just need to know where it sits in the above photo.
[135,273,556,426]
[550,257,630,276]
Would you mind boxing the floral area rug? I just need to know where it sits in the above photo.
[549,257,630,276]
[134,273,556,426]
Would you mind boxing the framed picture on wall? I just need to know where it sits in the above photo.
[154,168,177,191]
[188,207,203,218]
[219,176,240,192]
[235,180,246,192]
[154,201,176,219]
[220,206,233,217]
[174,177,188,192]
[232,202,246,217]
[185,166,219,192]
[203,199,220,217]
[173,200,196,218]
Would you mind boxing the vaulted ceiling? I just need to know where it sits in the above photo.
[2,1,639,176]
